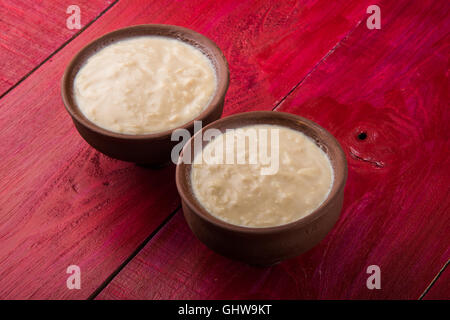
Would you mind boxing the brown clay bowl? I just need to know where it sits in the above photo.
[176,111,348,266]
[61,24,229,165]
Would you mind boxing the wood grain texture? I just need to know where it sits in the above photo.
[0,0,374,299]
[97,0,450,299]
[423,262,449,300]
[0,0,114,96]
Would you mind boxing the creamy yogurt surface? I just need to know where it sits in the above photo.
[74,36,216,134]
[191,125,334,228]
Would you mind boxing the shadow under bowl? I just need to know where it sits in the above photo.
[61,24,229,165]
[176,111,348,266]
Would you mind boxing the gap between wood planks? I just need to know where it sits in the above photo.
[0,0,120,101]
[88,206,180,300]
[271,19,364,113]
[419,259,449,300]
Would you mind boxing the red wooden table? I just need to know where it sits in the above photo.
[0,0,448,300]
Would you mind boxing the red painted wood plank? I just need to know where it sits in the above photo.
[0,0,115,96]
[0,0,372,299]
[423,263,449,300]
[97,0,450,299]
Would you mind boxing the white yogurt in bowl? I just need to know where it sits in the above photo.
[73,36,217,134]
[190,124,334,228]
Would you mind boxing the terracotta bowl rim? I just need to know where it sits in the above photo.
[61,24,230,140]
[176,110,348,235]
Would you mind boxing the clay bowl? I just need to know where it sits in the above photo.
[61,24,229,165]
[176,111,348,266]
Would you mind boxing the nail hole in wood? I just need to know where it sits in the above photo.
[357,132,367,140]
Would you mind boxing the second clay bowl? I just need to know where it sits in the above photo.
[176,111,348,266]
